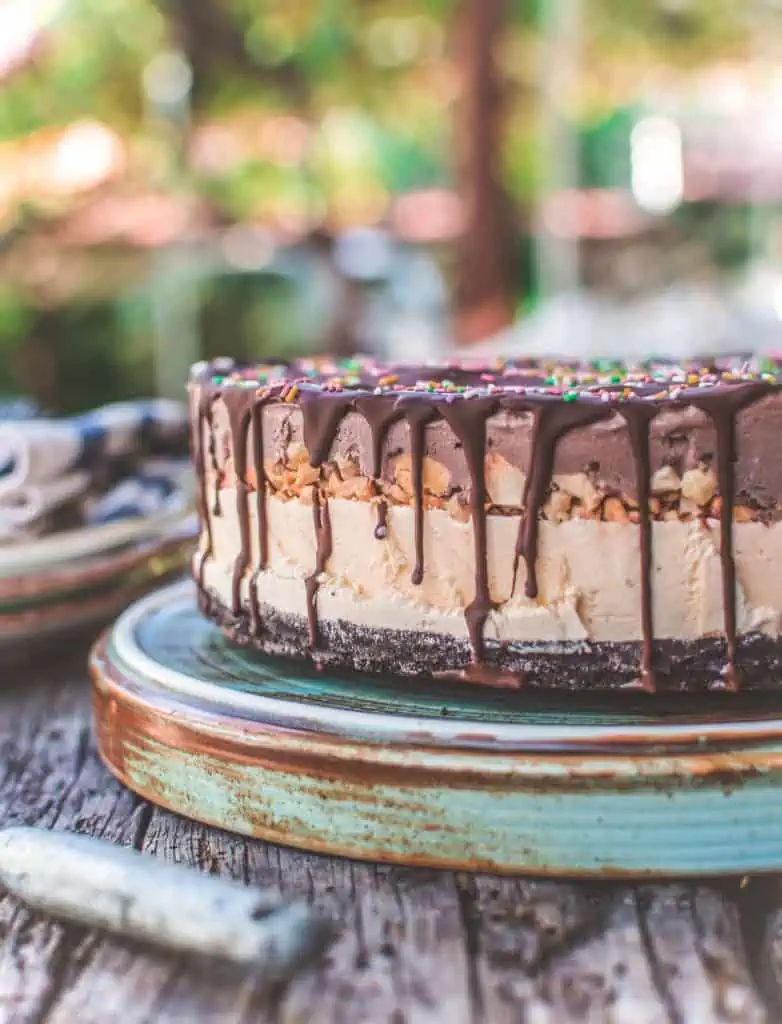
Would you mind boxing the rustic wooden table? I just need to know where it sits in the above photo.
[1,650,781,1024]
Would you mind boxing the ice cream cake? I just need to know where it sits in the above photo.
[189,355,782,692]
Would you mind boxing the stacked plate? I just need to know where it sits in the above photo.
[0,507,196,657]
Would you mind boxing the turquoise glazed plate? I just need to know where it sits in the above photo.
[91,580,782,877]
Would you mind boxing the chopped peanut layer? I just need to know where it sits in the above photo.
[213,447,774,525]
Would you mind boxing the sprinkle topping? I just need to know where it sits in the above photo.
[194,354,782,406]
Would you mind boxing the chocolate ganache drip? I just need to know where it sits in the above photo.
[206,401,223,518]
[691,381,772,689]
[305,485,333,649]
[222,391,252,616]
[247,399,269,634]
[190,355,782,689]
[401,401,437,587]
[298,390,353,649]
[194,390,218,593]
[509,399,612,601]
[354,396,401,541]
[439,397,497,662]
[620,404,659,692]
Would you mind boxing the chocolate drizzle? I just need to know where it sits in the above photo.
[299,393,351,650]
[300,392,353,466]
[194,391,216,590]
[226,400,251,615]
[206,402,223,517]
[243,398,272,635]
[714,410,742,690]
[510,401,611,600]
[251,402,269,571]
[305,486,332,649]
[400,402,436,586]
[440,398,497,662]
[355,396,400,542]
[374,500,388,540]
[193,357,782,691]
[242,403,268,631]
[620,405,659,692]
[692,382,772,690]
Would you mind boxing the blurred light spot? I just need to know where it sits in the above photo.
[245,17,296,67]
[0,0,62,79]
[328,184,389,230]
[258,116,311,165]
[189,125,244,176]
[392,189,462,243]
[44,120,125,194]
[320,109,375,163]
[542,189,648,239]
[334,228,392,281]
[631,116,683,215]
[365,17,434,67]
[699,67,750,117]
[143,50,193,107]
[59,193,200,248]
[221,226,275,271]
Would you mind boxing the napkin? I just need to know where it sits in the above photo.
[0,400,189,540]
[86,458,192,525]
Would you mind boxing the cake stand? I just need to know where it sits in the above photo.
[90,579,782,877]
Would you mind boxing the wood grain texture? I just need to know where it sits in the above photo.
[0,652,774,1023]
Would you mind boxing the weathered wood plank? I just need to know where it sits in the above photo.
[462,877,667,1023]
[279,861,474,1024]
[640,885,766,1023]
[0,658,774,1024]
[424,875,767,1023]
[737,878,782,1020]
[0,662,279,1024]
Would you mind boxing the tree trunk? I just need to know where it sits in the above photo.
[454,0,515,345]
[152,0,308,109]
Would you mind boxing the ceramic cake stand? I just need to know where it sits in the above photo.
[90,579,782,877]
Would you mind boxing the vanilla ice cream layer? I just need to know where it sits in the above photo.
[199,488,782,644]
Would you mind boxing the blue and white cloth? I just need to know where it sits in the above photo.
[0,400,189,539]
[86,458,191,526]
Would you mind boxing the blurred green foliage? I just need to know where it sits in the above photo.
[0,0,774,410]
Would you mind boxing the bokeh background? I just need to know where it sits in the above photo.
[2,0,782,412]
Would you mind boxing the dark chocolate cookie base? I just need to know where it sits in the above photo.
[198,588,782,692]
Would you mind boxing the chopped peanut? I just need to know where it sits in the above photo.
[681,466,717,507]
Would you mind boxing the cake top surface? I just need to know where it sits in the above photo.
[191,354,782,405]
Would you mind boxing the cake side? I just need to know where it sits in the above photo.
[189,356,782,691]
